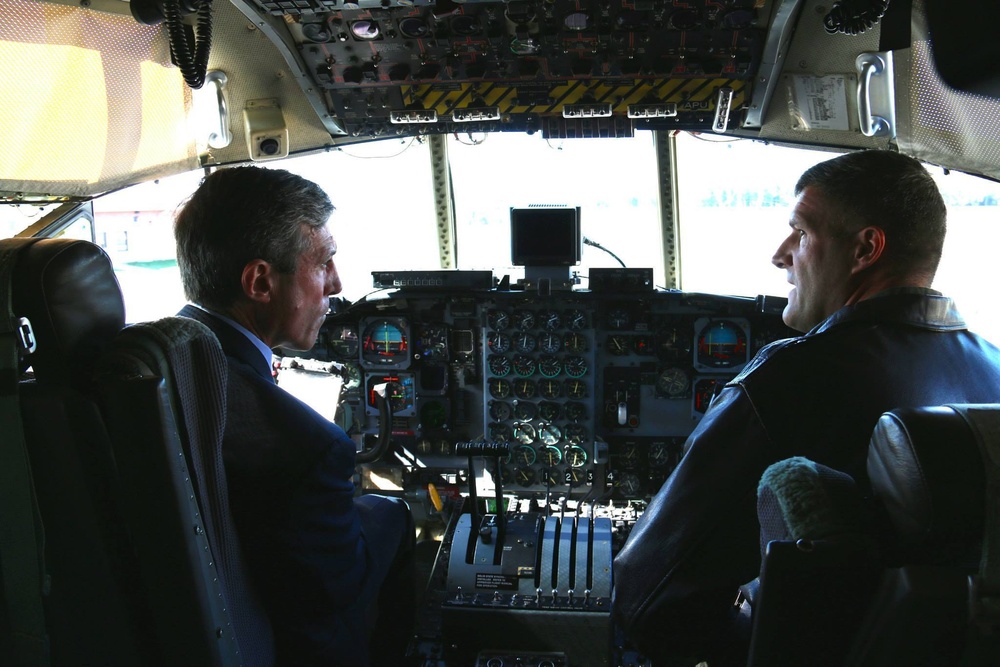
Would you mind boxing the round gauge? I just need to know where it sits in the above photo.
[565,445,588,468]
[514,467,537,487]
[606,335,630,355]
[451,14,482,35]
[540,310,561,331]
[607,308,631,330]
[514,333,537,354]
[488,354,511,377]
[565,309,587,330]
[617,471,642,498]
[514,401,537,421]
[649,442,672,467]
[538,332,562,354]
[538,355,562,378]
[538,424,562,447]
[398,17,430,38]
[384,381,409,412]
[362,319,409,365]
[567,467,587,487]
[327,324,359,359]
[513,423,537,445]
[697,320,748,368]
[350,20,380,39]
[565,379,587,400]
[489,378,512,399]
[657,326,692,361]
[564,11,589,30]
[539,401,561,421]
[489,401,512,421]
[619,442,640,467]
[565,424,587,444]
[488,331,511,353]
[539,443,562,464]
[565,401,587,421]
[500,467,513,485]
[538,379,562,400]
[513,378,537,400]
[302,22,331,43]
[513,443,536,465]
[541,467,561,487]
[563,356,587,378]
[489,422,513,442]
[416,325,448,361]
[564,332,587,353]
[488,309,510,331]
[656,367,689,397]
[512,310,536,331]
[512,354,536,377]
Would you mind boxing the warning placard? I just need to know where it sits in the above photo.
[475,572,518,590]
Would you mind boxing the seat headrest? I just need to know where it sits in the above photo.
[867,406,987,565]
[8,238,125,384]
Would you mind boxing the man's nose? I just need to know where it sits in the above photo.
[772,242,790,269]
[327,263,342,296]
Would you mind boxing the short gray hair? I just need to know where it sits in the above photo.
[174,166,334,311]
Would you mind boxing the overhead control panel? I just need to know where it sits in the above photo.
[242,0,772,139]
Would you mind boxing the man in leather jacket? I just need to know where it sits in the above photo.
[612,150,1000,666]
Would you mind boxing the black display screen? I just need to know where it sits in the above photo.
[510,206,581,266]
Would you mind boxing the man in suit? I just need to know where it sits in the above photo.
[174,166,415,666]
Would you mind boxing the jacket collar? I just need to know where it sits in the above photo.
[810,287,967,335]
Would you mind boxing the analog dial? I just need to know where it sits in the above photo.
[514,401,537,421]
[487,309,510,331]
[513,378,537,399]
[488,378,511,399]
[489,401,512,421]
[564,332,587,353]
[538,401,561,421]
[488,354,511,377]
[539,332,562,354]
[488,331,511,353]
[540,443,563,465]
[538,378,562,399]
[538,423,562,446]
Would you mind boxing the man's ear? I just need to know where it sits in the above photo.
[241,259,274,303]
[852,226,886,273]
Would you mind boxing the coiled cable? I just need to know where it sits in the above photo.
[164,0,214,89]
[823,0,891,36]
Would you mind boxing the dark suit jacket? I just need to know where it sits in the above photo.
[178,305,369,665]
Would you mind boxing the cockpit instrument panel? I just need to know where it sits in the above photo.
[293,285,793,501]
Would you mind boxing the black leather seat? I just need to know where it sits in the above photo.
[748,405,1000,667]
[847,405,1000,666]
[1,237,145,664]
[0,237,272,665]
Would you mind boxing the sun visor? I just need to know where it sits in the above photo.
[0,0,198,200]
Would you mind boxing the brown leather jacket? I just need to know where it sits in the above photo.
[612,288,1000,666]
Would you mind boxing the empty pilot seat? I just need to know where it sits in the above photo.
[846,405,1000,666]
[0,238,143,664]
